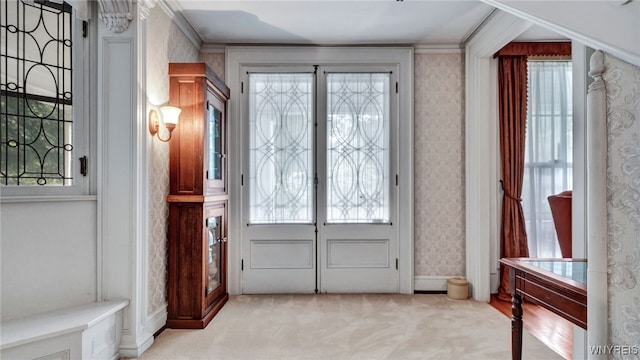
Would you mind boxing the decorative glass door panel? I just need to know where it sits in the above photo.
[208,107,222,181]
[242,67,397,294]
[248,73,314,224]
[206,215,222,294]
[326,73,390,223]
[205,89,227,195]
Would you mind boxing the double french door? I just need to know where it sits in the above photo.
[241,66,399,293]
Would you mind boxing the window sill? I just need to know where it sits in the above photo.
[0,195,98,204]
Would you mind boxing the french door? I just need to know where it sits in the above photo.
[241,66,399,293]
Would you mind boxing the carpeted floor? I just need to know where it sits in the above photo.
[133,294,562,360]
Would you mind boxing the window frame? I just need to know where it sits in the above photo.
[522,59,573,258]
[0,0,90,199]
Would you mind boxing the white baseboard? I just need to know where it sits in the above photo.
[119,305,167,358]
[490,272,500,293]
[414,276,455,292]
[146,305,168,336]
[119,335,154,359]
[119,307,165,360]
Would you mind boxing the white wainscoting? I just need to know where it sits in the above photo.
[1,300,128,360]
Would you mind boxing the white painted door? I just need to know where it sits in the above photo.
[241,67,398,294]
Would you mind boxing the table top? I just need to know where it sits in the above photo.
[500,258,587,294]
[522,259,587,284]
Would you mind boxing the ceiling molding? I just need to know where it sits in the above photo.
[465,10,532,58]
[202,43,462,54]
[414,44,463,54]
[156,0,202,51]
[480,0,640,67]
[200,44,226,54]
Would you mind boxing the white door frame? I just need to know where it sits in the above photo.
[226,46,414,295]
[464,10,533,302]
[464,10,589,358]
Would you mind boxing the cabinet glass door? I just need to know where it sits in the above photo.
[208,107,222,181]
[206,215,223,295]
[206,91,226,194]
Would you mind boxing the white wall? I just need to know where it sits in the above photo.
[0,199,97,320]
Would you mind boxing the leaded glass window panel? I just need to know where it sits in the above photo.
[249,73,314,224]
[326,73,390,223]
[1,0,74,186]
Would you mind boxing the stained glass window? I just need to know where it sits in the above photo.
[1,0,74,186]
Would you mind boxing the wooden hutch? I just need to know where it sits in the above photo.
[166,63,229,329]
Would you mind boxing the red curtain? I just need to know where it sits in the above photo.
[497,55,530,301]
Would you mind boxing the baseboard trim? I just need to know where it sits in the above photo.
[414,290,447,294]
[414,276,460,292]
[119,334,154,358]
[490,272,500,293]
[146,305,168,337]
[118,307,165,359]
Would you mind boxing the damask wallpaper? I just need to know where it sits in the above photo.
[603,53,640,355]
[199,53,226,81]
[413,53,466,277]
[147,6,199,316]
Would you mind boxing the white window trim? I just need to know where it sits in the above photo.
[1,4,91,199]
[225,46,414,295]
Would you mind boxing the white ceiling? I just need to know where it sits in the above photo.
[168,0,564,47]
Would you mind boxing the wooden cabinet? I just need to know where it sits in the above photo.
[166,63,230,329]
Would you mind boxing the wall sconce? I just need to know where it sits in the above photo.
[148,106,181,142]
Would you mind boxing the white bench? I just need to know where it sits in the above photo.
[1,300,128,360]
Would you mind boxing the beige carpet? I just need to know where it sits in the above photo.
[134,294,562,360]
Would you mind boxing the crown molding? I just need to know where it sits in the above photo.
[202,43,462,54]
[200,44,227,54]
[414,44,464,54]
[155,0,203,50]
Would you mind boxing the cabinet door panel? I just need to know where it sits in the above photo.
[168,203,204,319]
[204,201,227,305]
[170,76,205,196]
[205,90,227,195]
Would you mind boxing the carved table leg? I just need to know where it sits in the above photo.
[511,293,523,360]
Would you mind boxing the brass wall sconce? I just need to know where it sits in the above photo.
[148,106,181,142]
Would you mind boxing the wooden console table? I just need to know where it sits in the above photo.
[499,258,587,360]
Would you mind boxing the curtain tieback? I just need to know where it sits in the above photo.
[504,191,522,202]
[500,181,522,201]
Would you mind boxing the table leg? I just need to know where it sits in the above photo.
[511,293,523,360]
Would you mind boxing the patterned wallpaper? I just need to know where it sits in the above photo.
[413,53,466,277]
[604,53,640,354]
[147,6,199,316]
[199,53,226,82]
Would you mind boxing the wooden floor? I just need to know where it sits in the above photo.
[490,294,573,360]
